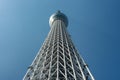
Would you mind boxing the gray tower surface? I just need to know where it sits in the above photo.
[23,11,95,80]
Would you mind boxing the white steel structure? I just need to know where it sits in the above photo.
[23,11,95,80]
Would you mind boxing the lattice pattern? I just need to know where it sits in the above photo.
[23,12,94,80]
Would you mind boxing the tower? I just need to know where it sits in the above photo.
[23,11,95,80]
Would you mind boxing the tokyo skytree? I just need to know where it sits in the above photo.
[23,11,95,80]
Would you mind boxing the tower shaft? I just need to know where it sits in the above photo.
[23,11,94,80]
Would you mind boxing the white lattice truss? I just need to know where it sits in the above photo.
[23,13,95,80]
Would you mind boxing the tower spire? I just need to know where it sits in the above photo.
[23,11,94,80]
[57,10,61,13]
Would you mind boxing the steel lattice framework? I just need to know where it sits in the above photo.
[23,11,95,80]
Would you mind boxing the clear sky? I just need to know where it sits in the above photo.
[0,0,120,80]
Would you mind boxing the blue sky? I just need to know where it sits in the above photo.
[0,0,120,80]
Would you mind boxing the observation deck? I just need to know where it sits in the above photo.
[49,10,68,27]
